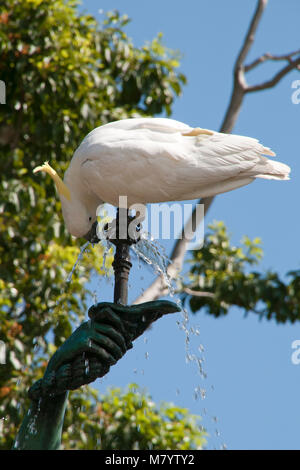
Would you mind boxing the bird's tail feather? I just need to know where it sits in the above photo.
[254,157,291,181]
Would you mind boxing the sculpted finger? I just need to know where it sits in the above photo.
[55,363,72,391]
[93,323,128,354]
[87,356,109,380]
[88,304,126,335]
[85,339,118,366]
[131,300,181,316]
[68,356,108,388]
[112,300,181,322]
[89,330,124,361]
[73,336,118,367]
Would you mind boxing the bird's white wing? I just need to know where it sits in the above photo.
[83,117,193,136]
[71,118,288,205]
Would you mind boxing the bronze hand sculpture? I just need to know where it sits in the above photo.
[14,301,180,450]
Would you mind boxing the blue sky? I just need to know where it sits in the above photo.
[79,1,300,450]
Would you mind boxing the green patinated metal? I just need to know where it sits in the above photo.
[13,210,180,450]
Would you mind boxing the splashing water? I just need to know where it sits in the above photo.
[101,239,112,273]
[63,225,226,449]
[84,353,90,376]
[66,241,90,283]
[131,231,225,450]
[65,238,113,308]
[176,299,227,449]
[131,232,175,295]
[13,397,42,449]
[93,239,114,304]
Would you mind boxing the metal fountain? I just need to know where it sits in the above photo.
[13,207,180,449]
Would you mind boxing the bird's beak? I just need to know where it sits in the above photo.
[84,221,100,243]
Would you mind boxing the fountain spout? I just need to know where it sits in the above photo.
[110,207,140,305]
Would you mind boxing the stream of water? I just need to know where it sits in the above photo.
[71,232,226,449]
[12,231,226,449]
[129,233,225,449]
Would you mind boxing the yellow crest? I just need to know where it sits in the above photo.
[33,162,71,201]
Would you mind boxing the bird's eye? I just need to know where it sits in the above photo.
[88,216,92,222]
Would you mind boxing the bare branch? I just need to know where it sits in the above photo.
[234,0,268,74]
[133,1,267,305]
[246,56,300,92]
[183,288,215,298]
[133,197,214,304]
[133,0,298,305]
[219,1,269,133]
[245,49,300,72]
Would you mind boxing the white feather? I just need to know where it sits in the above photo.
[58,117,290,236]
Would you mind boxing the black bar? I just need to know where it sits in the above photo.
[112,208,132,305]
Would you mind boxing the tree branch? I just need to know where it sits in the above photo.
[183,288,215,299]
[133,0,298,305]
[234,0,268,75]
[244,49,300,72]
[220,0,269,132]
[246,56,300,92]
[133,197,214,303]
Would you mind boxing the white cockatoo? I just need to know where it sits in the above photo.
[33,117,290,239]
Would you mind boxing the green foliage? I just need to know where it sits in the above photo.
[0,0,185,449]
[63,384,205,450]
[183,221,300,323]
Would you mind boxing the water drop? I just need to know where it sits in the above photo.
[85,358,90,376]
